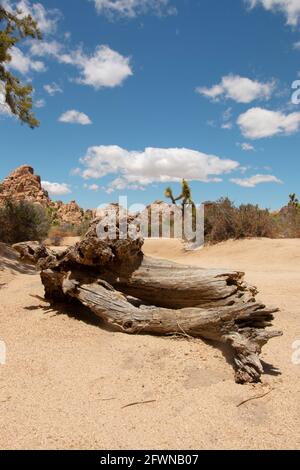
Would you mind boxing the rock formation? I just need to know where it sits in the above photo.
[0,165,50,206]
[0,165,91,226]
[51,200,85,226]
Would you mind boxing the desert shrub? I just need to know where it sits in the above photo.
[275,206,300,238]
[235,204,276,238]
[0,198,51,244]
[204,198,237,243]
[204,198,277,244]
[46,206,60,226]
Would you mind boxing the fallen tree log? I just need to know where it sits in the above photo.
[13,215,282,384]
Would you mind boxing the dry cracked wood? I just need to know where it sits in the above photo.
[13,216,282,384]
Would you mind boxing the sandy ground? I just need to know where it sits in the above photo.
[0,238,299,450]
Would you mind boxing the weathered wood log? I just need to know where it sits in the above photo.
[40,268,281,384]
[13,215,282,384]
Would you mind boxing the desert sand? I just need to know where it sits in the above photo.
[0,238,299,450]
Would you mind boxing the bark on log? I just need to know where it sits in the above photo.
[13,215,282,384]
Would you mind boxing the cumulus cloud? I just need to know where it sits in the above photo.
[231,174,283,187]
[2,0,61,34]
[59,45,133,89]
[246,0,300,27]
[91,0,177,18]
[78,145,240,191]
[8,47,46,75]
[29,39,133,90]
[237,107,300,138]
[196,74,274,103]
[44,82,63,96]
[42,181,72,195]
[58,110,92,125]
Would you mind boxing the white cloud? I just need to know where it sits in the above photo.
[9,46,46,75]
[221,122,233,130]
[44,82,63,96]
[30,40,62,58]
[58,110,92,125]
[221,107,233,129]
[237,142,255,151]
[91,0,177,18]
[34,98,45,108]
[246,0,300,27]
[196,74,274,103]
[294,40,300,48]
[70,167,82,176]
[84,183,100,191]
[231,174,283,187]
[60,45,133,90]
[2,0,61,34]
[78,145,240,191]
[29,38,133,91]
[237,107,300,138]
[42,181,72,195]
[197,84,224,100]
[108,177,147,191]
[0,82,11,116]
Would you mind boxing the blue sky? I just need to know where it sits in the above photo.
[1,0,300,209]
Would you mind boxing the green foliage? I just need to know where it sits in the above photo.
[0,198,51,244]
[46,206,60,226]
[180,179,193,204]
[0,5,41,128]
[164,179,195,206]
[288,193,300,209]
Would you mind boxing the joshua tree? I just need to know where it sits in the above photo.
[164,180,196,236]
[164,187,176,204]
[0,5,42,128]
[164,179,195,207]
[288,193,300,209]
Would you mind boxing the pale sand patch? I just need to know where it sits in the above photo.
[0,238,299,449]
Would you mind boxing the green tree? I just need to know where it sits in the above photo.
[164,179,195,206]
[164,180,196,238]
[176,179,194,206]
[0,199,50,244]
[288,193,300,209]
[0,5,41,128]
